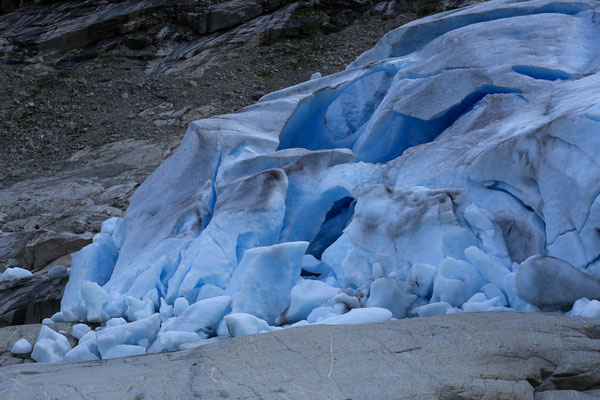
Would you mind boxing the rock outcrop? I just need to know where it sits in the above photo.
[0,274,68,326]
[0,138,179,274]
[1,312,599,399]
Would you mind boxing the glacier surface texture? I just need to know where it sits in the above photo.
[44,0,600,361]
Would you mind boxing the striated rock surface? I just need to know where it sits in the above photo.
[1,312,599,399]
[0,274,68,326]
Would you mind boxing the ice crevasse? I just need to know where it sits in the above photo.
[35,0,600,362]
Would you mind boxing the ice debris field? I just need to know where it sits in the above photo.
[23,0,600,362]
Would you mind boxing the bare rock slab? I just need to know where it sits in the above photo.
[0,274,67,326]
[1,312,599,399]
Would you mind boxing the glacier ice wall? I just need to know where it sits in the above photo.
[44,0,600,360]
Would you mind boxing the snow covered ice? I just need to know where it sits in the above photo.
[42,0,600,361]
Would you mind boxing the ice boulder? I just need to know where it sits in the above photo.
[64,340,100,362]
[315,307,392,325]
[81,281,109,322]
[11,339,32,355]
[224,313,273,337]
[277,279,340,324]
[412,302,453,318]
[155,331,206,352]
[96,314,161,358]
[47,265,69,279]
[431,257,486,307]
[1,267,32,281]
[230,242,308,325]
[31,326,72,363]
[407,263,436,298]
[569,298,600,319]
[515,256,600,310]
[366,278,417,319]
[71,323,91,340]
[160,295,231,335]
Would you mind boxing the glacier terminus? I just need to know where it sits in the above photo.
[31,0,600,362]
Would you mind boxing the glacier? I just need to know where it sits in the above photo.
[35,0,600,361]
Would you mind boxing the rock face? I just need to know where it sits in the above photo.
[1,312,600,399]
[0,138,178,274]
[0,0,461,75]
[0,274,68,326]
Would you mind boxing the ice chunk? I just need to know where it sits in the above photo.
[159,298,173,321]
[31,326,72,363]
[11,339,32,355]
[333,293,360,310]
[516,256,600,310]
[277,279,340,324]
[412,302,452,317]
[366,278,417,318]
[78,330,96,343]
[61,233,118,317]
[156,331,206,351]
[47,265,69,279]
[160,295,231,335]
[464,246,511,289]
[407,263,436,298]
[64,340,100,362]
[462,294,505,312]
[103,344,146,359]
[230,242,308,325]
[481,283,508,306]
[71,324,91,340]
[106,317,127,327]
[96,314,161,358]
[371,262,384,279]
[306,306,338,324]
[125,296,155,321]
[81,281,109,322]
[173,297,189,316]
[315,307,392,325]
[431,257,485,307]
[1,267,32,281]
[224,313,273,337]
[569,298,600,319]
